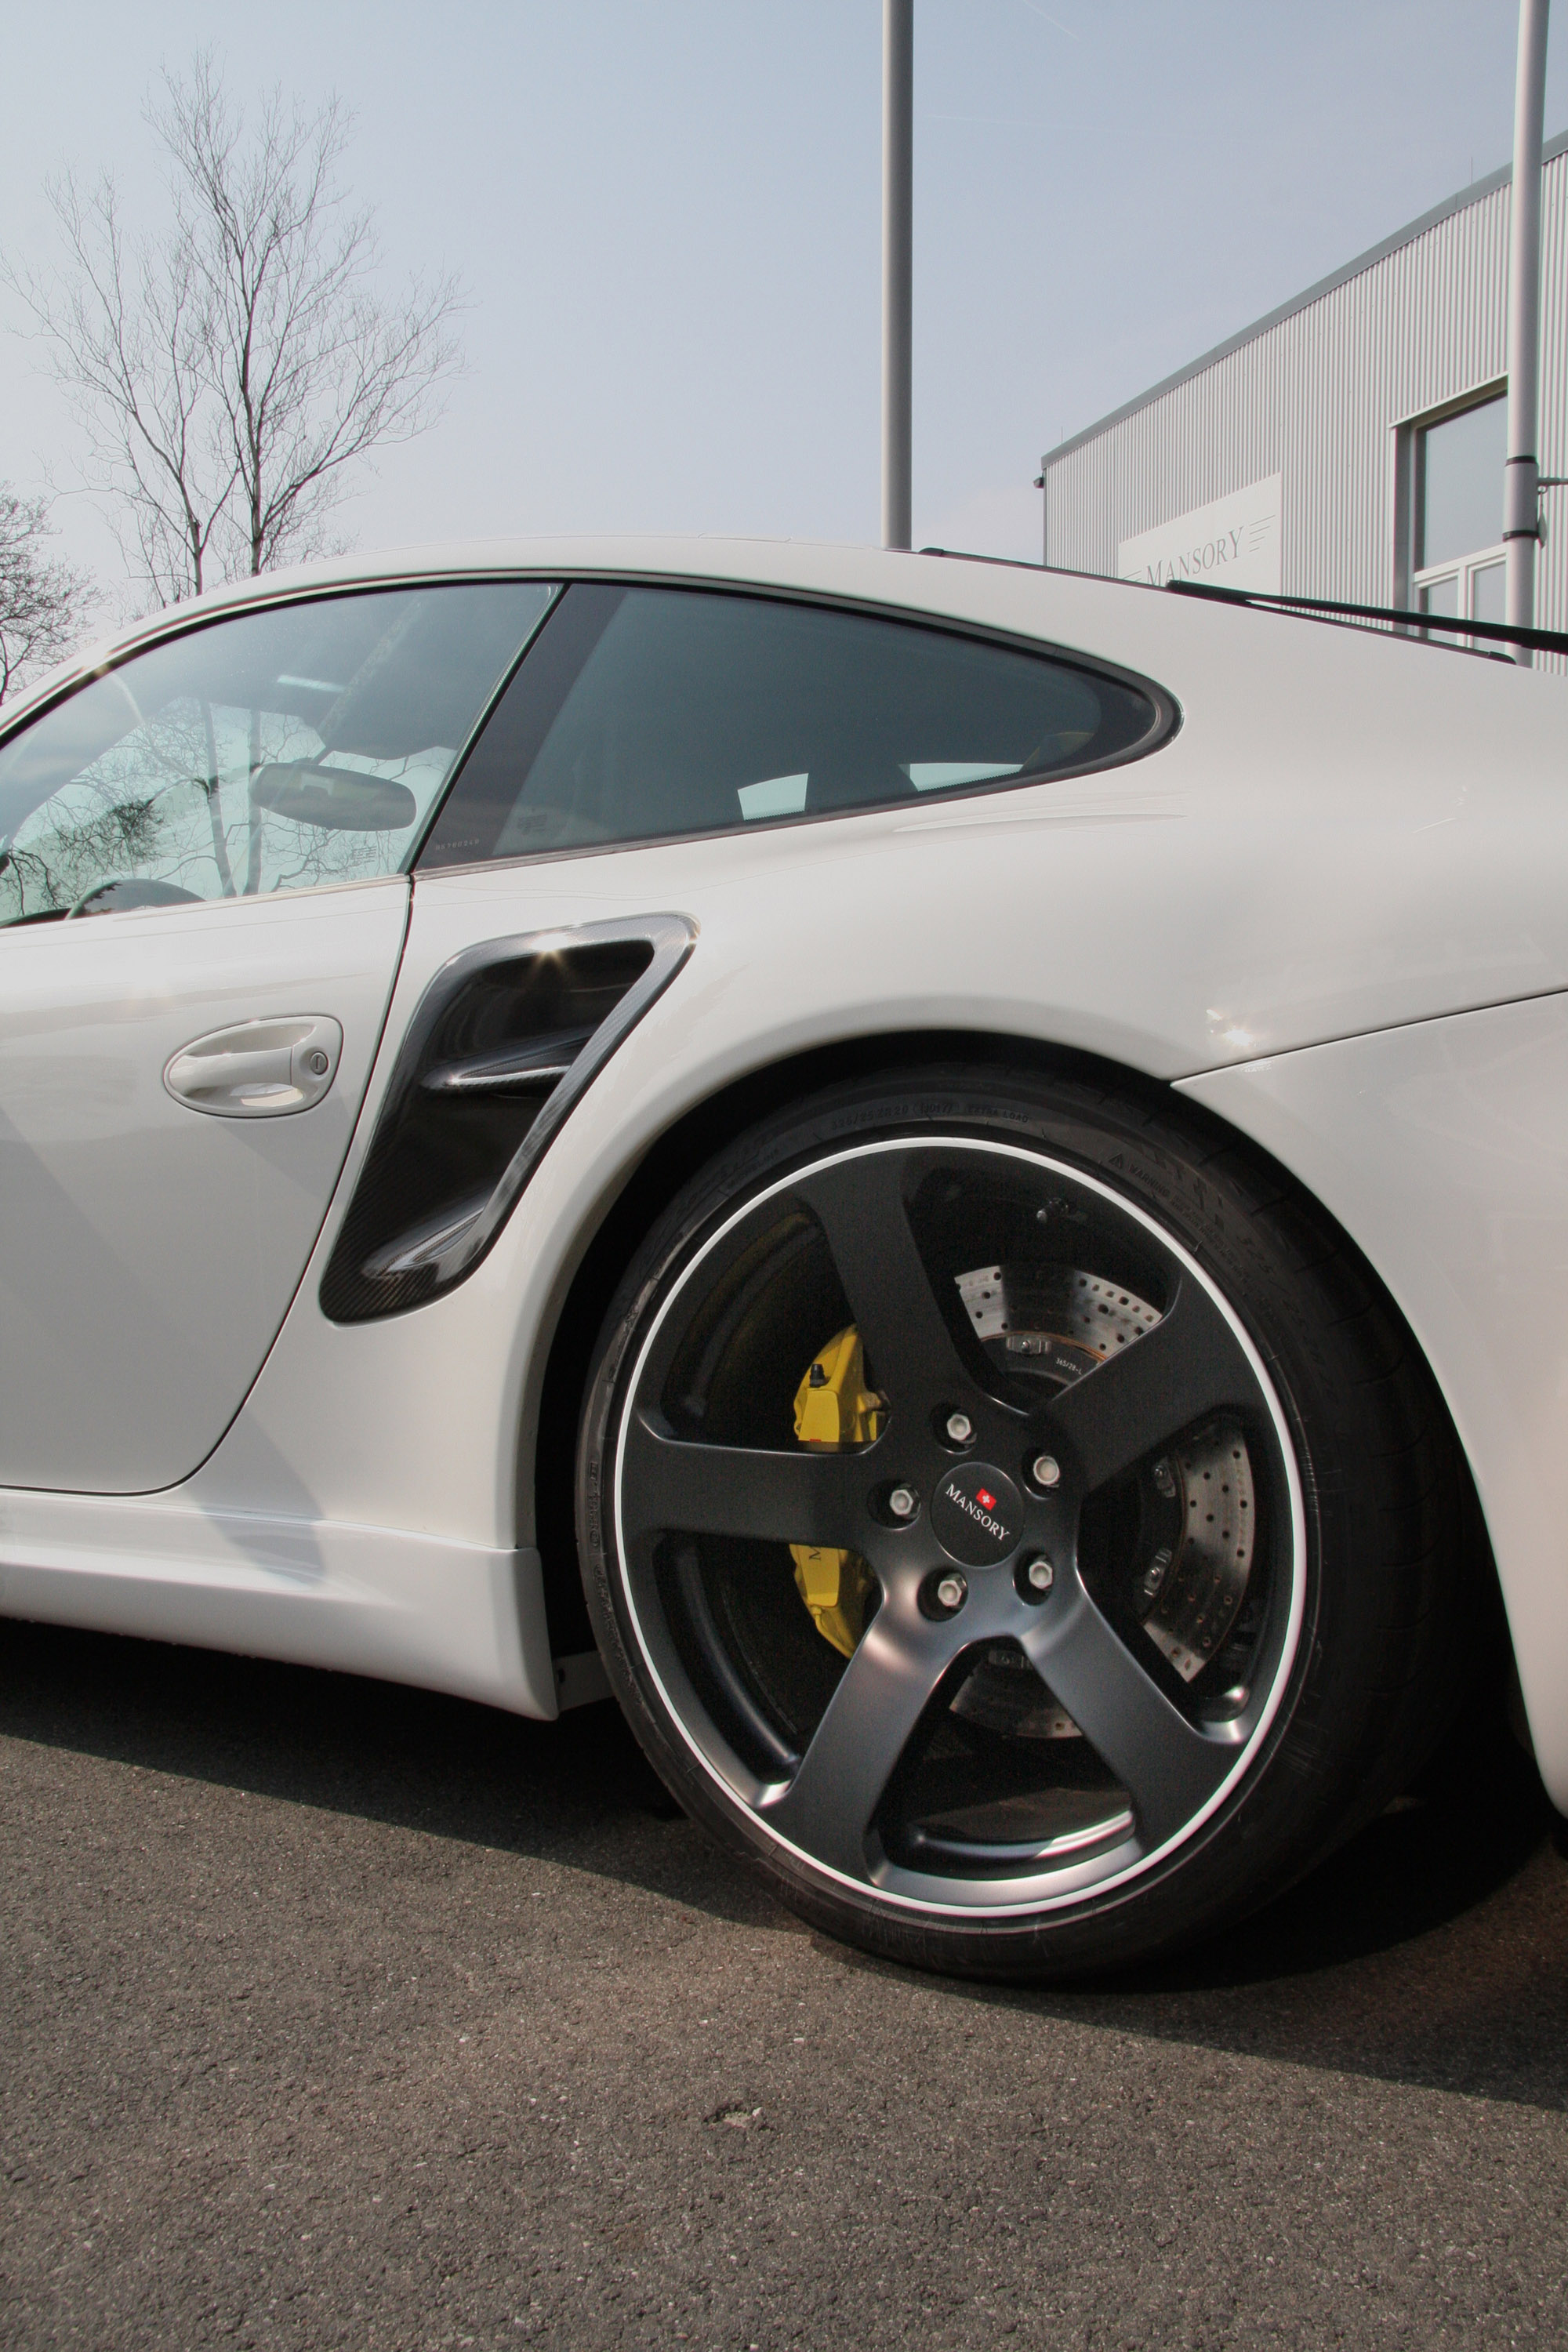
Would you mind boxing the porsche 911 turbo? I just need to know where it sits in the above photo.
[2,535,1562,1978]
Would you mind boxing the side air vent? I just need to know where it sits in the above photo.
[321,913,694,1323]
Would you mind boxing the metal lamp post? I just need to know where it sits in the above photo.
[882,0,913,550]
[1505,0,1551,662]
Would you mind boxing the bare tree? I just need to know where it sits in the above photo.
[5,173,230,608]
[5,52,462,608]
[158,58,463,583]
[0,487,97,705]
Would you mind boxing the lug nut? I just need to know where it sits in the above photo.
[1030,1453,1062,1490]
[887,1485,918,1521]
[1025,1554,1055,1594]
[944,1410,974,1446]
[921,1566,968,1618]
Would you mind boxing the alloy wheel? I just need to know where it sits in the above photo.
[610,1135,1305,1916]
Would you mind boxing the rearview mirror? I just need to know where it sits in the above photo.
[250,761,419,833]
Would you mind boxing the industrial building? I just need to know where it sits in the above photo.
[1040,132,1568,651]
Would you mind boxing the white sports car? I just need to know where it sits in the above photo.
[2,537,1562,1978]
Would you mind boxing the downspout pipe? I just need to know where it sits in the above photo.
[1505,0,1551,664]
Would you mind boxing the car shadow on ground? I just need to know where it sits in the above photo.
[913,1716,1568,2117]
[4,1616,1565,2112]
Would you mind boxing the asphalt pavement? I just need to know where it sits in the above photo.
[2,1615,1566,2350]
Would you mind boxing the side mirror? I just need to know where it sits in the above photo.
[250,761,419,833]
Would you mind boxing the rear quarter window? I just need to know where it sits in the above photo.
[418,585,1172,868]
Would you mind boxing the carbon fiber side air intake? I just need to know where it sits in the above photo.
[320,914,693,1323]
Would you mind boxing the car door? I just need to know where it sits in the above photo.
[0,576,553,1493]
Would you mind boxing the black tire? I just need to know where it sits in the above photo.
[575,1063,1473,1980]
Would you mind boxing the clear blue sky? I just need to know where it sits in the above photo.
[2,0,1563,599]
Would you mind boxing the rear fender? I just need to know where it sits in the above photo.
[1179,993,1568,1810]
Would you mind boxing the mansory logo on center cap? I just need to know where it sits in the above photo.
[930,1463,1024,1568]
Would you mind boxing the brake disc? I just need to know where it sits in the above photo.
[949,1642,1083,1739]
[956,1261,1163,1385]
[1141,1427,1256,1681]
[954,1261,1257,1706]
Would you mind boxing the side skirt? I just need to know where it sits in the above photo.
[0,1490,562,1720]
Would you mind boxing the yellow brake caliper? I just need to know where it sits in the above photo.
[790,1326,881,1660]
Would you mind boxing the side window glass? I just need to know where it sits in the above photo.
[419,584,1168,870]
[0,582,554,926]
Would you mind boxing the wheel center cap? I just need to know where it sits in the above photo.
[931,1463,1024,1568]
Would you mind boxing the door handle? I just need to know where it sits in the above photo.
[164,1016,344,1117]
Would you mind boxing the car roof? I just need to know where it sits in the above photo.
[0,538,1155,732]
[0,529,1548,749]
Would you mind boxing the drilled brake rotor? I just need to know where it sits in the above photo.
[951,1263,1256,1719]
[1142,1430,1256,1682]
[956,1261,1163,1381]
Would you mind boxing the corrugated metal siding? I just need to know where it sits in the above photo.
[1045,153,1567,662]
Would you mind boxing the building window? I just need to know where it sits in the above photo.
[1412,392,1507,630]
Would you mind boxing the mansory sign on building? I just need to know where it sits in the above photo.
[1042,133,1568,651]
[1116,476,1283,596]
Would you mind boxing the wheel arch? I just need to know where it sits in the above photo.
[525,1028,1508,1710]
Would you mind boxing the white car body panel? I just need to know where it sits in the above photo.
[0,1486,556,1716]
[0,878,408,1491]
[2,538,1566,1787]
[1179,993,1568,1809]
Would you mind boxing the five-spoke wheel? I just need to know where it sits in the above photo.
[578,1069,1469,1977]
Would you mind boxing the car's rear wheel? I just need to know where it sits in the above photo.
[576,1065,1473,1978]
